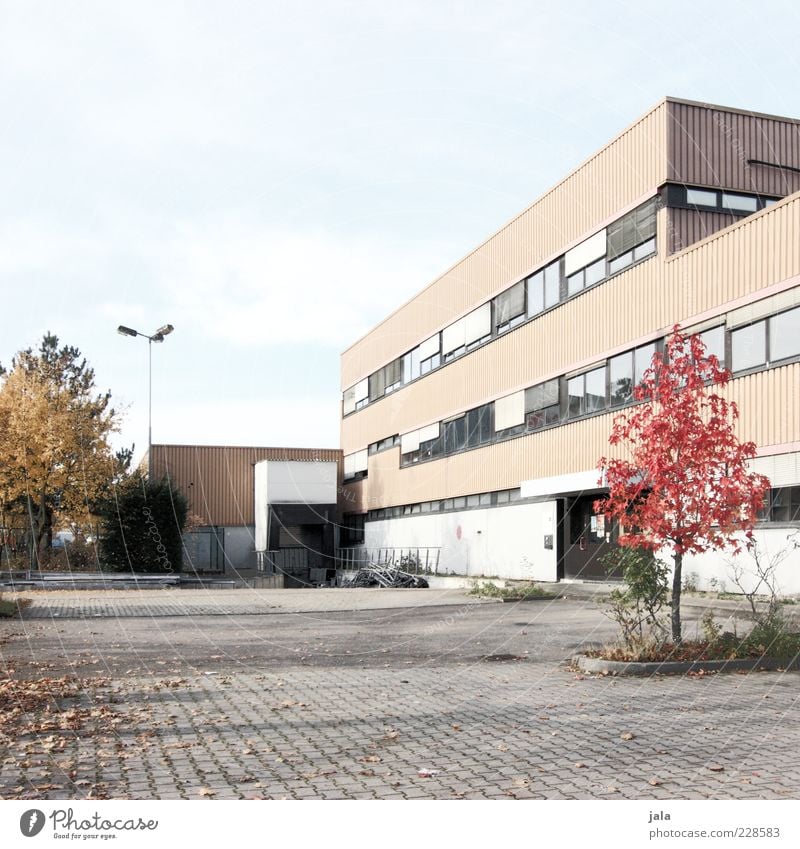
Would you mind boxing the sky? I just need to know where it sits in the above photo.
[1,0,798,462]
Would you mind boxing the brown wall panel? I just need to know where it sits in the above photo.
[149,445,343,527]
[667,100,800,197]
[667,208,738,254]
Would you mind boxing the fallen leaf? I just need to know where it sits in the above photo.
[358,755,381,763]
[198,787,215,797]
[620,732,635,741]
[707,764,725,772]
[648,778,662,786]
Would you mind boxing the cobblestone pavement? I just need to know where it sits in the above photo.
[1,590,799,800]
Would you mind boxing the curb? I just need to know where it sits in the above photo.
[572,654,800,676]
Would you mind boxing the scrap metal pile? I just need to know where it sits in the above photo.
[343,564,429,589]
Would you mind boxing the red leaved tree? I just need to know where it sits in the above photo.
[596,327,770,643]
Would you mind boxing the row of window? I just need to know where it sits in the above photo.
[759,486,800,523]
[365,488,523,522]
[383,307,795,472]
[344,485,799,540]
[344,184,781,418]
[665,184,779,216]
[343,198,659,415]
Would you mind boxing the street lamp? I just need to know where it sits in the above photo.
[117,323,175,474]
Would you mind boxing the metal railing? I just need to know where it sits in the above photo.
[335,546,441,575]
[256,547,309,574]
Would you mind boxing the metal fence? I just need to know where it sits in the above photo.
[256,547,309,574]
[335,546,441,575]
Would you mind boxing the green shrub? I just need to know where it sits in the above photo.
[97,472,188,573]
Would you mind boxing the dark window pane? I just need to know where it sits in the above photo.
[525,379,559,412]
[444,417,466,454]
[609,352,633,406]
[770,307,800,362]
[494,281,525,329]
[607,198,657,259]
[584,367,606,412]
[731,322,766,371]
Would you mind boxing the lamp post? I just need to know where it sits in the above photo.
[117,323,174,475]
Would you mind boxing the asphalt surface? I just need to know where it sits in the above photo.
[1,587,798,800]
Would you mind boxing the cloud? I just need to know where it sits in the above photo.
[155,217,451,349]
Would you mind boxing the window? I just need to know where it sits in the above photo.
[760,486,800,522]
[608,343,655,407]
[722,192,757,213]
[368,357,403,401]
[686,188,718,207]
[494,281,526,334]
[567,257,606,297]
[770,306,800,363]
[340,514,365,546]
[568,366,606,419]
[525,379,560,430]
[698,325,725,364]
[443,416,466,454]
[343,449,369,482]
[369,435,400,455]
[607,199,657,273]
[402,348,421,384]
[731,322,767,372]
[526,260,560,318]
[465,404,493,448]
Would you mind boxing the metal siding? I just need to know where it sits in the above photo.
[357,364,799,509]
[343,199,800,503]
[149,445,343,527]
[340,101,668,388]
[668,208,738,254]
[668,101,800,196]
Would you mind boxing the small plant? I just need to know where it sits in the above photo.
[728,536,800,659]
[699,609,722,645]
[682,572,700,593]
[0,595,18,617]
[600,547,669,655]
[468,581,553,600]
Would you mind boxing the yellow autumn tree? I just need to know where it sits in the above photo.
[0,334,124,564]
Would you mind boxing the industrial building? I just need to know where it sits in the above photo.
[339,97,800,591]
[149,444,342,582]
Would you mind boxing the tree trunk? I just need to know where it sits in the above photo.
[671,550,683,644]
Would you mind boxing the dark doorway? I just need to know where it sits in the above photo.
[562,494,622,581]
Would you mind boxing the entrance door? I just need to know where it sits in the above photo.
[562,495,622,581]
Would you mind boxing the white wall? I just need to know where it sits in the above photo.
[254,460,338,551]
[669,528,800,595]
[364,501,558,581]
[261,460,338,504]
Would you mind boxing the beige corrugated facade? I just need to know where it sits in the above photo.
[339,97,800,585]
